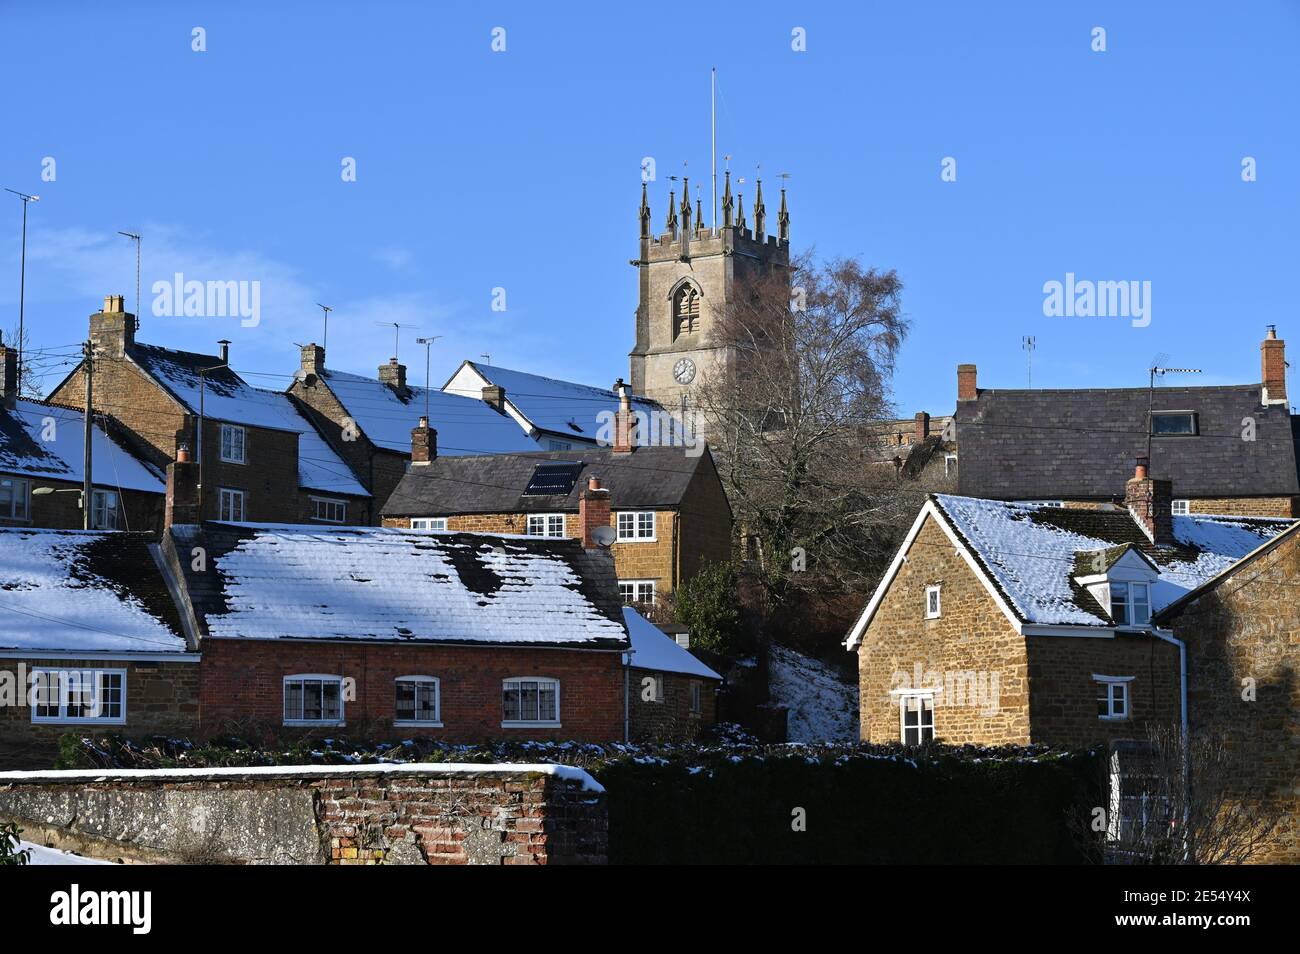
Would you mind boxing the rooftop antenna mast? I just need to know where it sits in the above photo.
[1022,335,1035,388]
[375,321,418,361]
[415,335,442,423]
[1146,356,1201,463]
[316,303,333,350]
[117,231,141,327]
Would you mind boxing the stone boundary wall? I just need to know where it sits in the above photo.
[0,763,607,865]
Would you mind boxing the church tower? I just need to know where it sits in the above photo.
[629,171,791,421]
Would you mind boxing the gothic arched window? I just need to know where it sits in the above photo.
[673,285,701,339]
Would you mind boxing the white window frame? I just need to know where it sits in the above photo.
[1109,581,1151,627]
[525,513,566,538]
[1095,675,1133,721]
[1171,499,1191,516]
[0,476,31,521]
[689,679,702,714]
[394,675,442,727]
[897,690,936,745]
[90,489,120,530]
[501,676,561,728]
[925,584,942,619]
[283,674,345,726]
[30,668,127,725]
[944,454,958,478]
[410,517,448,530]
[219,423,246,464]
[615,510,656,542]
[618,579,656,607]
[310,496,346,524]
[218,487,246,522]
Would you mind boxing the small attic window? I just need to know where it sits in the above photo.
[925,585,942,619]
[1150,411,1197,436]
[522,461,583,496]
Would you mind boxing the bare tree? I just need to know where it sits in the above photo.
[694,251,913,623]
[1088,726,1283,865]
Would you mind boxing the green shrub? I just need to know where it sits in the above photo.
[0,822,29,866]
[673,561,748,656]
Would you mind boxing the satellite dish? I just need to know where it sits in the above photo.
[591,526,617,548]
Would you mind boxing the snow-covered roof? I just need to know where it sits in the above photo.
[0,529,190,654]
[0,399,164,493]
[847,494,1295,648]
[173,523,629,648]
[444,361,675,446]
[623,608,721,679]
[321,368,540,456]
[126,345,367,497]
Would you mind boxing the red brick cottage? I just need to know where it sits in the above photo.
[845,465,1292,748]
[162,519,633,742]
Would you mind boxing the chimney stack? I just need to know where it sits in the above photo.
[218,339,231,365]
[612,379,635,454]
[300,342,325,378]
[0,338,17,411]
[1262,326,1287,405]
[579,475,612,548]
[89,294,135,359]
[914,411,930,443]
[957,364,978,402]
[410,416,436,464]
[1124,456,1174,546]
[378,357,407,394]
[165,443,201,528]
[482,384,506,413]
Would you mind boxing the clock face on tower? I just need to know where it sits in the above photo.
[673,358,697,385]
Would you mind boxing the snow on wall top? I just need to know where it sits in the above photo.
[180,523,629,647]
[623,608,721,679]
[0,399,163,493]
[322,369,540,456]
[0,529,189,653]
[932,493,1293,626]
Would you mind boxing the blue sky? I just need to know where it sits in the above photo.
[2,1,1297,414]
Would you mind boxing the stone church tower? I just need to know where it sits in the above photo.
[629,172,790,422]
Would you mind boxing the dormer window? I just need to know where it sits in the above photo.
[1110,581,1151,627]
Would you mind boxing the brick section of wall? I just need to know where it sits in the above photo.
[0,768,606,864]
[857,515,1032,745]
[1025,634,1180,747]
[198,639,626,742]
[627,668,716,741]
[1162,530,1300,863]
[0,658,199,768]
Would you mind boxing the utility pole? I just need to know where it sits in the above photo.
[82,340,94,530]
[196,358,229,519]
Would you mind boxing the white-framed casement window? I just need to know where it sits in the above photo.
[0,476,30,521]
[1095,675,1133,721]
[618,579,656,607]
[311,496,346,523]
[502,677,560,728]
[526,513,566,538]
[283,674,345,726]
[394,676,441,726]
[897,691,936,745]
[31,668,126,724]
[218,487,246,522]
[616,510,656,541]
[689,680,702,714]
[219,423,246,464]
[1109,581,1151,627]
[944,454,958,478]
[411,517,448,530]
[925,584,942,619]
[1171,499,1191,516]
[90,489,120,530]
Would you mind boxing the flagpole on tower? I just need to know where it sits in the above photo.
[711,67,717,233]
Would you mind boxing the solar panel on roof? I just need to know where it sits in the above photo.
[523,461,583,496]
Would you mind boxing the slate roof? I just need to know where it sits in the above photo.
[953,384,1300,500]
[169,522,629,648]
[317,368,540,457]
[0,399,164,493]
[930,494,1293,627]
[443,361,676,446]
[382,446,712,517]
[0,528,190,653]
[125,344,368,497]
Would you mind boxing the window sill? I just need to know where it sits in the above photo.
[218,458,246,466]
[32,717,126,726]
[283,720,346,727]
[501,721,561,729]
[1098,715,1130,722]
[615,537,658,544]
[393,721,443,728]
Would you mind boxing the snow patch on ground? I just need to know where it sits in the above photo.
[19,841,114,865]
[769,645,859,742]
